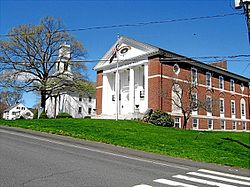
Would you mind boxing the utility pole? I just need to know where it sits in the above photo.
[115,35,121,121]
[235,0,250,43]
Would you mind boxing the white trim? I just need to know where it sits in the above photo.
[96,86,103,89]
[206,71,212,88]
[192,118,199,130]
[230,79,235,92]
[207,118,213,130]
[219,75,224,90]
[148,74,250,97]
[191,67,198,84]
[220,119,226,130]
[103,60,148,74]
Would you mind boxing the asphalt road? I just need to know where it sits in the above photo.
[0,127,249,187]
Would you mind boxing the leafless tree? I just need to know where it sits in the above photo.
[0,90,23,106]
[0,17,87,109]
[171,77,219,129]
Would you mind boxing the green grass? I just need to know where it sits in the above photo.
[0,119,249,169]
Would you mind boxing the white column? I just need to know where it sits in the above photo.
[144,63,148,109]
[102,73,108,115]
[129,68,135,113]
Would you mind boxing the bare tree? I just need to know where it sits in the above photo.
[0,17,87,109]
[0,90,23,106]
[171,77,219,129]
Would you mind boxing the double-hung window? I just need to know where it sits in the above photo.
[206,96,212,113]
[191,68,197,84]
[208,119,213,130]
[206,72,211,88]
[220,98,224,114]
[230,79,235,92]
[219,76,224,89]
[231,100,235,115]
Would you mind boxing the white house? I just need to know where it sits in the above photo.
[3,103,33,120]
[45,44,96,118]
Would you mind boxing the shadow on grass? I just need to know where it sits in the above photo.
[221,137,250,149]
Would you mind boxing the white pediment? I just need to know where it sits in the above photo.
[94,36,159,70]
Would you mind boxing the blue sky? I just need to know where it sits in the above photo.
[0,0,249,108]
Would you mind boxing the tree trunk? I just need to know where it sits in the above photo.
[183,115,187,130]
[41,90,46,109]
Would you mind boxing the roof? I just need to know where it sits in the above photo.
[94,36,250,83]
[4,103,21,112]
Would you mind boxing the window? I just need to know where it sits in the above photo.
[79,95,82,101]
[219,76,224,89]
[191,92,198,111]
[78,107,82,114]
[174,117,181,128]
[12,112,16,115]
[240,83,244,92]
[231,100,235,115]
[230,79,235,92]
[208,119,213,130]
[232,121,237,130]
[21,107,25,110]
[221,120,226,130]
[242,121,246,130]
[140,90,145,98]
[88,97,92,102]
[192,118,198,130]
[206,96,212,113]
[206,72,211,88]
[191,68,197,84]
[173,64,180,74]
[17,107,20,109]
[220,99,224,114]
[241,98,246,117]
[88,108,92,115]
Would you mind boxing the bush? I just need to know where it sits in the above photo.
[149,110,173,127]
[56,112,72,118]
[39,110,48,119]
[33,109,38,119]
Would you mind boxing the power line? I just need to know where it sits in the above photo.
[0,12,243,38]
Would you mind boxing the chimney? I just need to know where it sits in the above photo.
[209,60,227,70]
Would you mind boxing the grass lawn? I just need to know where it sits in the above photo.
[0,118,249,169]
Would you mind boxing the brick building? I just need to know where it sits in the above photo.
[94,36,249,130]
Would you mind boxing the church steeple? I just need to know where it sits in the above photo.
[56,43,71,73]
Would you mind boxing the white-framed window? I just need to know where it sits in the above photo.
[241,98,246,117]
[78,107,82,114]
[232,121,237,130]
[208,119,213,130]
[191,92,198,111]
[174,117,181,128]
[230,79,235,92]
[219,76,224,89]
[206,72,212,88]
[191,67,198,84]
[242,121,246,130]
[79,95,82,101]
[220,98,224,114]
[231,100,235,115]
[221,120,226,130]
[206,96,212,113]
[192,118,199,130]
[240,83,244,92]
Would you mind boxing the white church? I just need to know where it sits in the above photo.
[45,44,96,118]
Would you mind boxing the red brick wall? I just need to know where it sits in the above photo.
[96,71,103,115]
[147,56,250,130]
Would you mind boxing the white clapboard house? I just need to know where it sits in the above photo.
[3,103,33,120]
[45,44,96,118]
